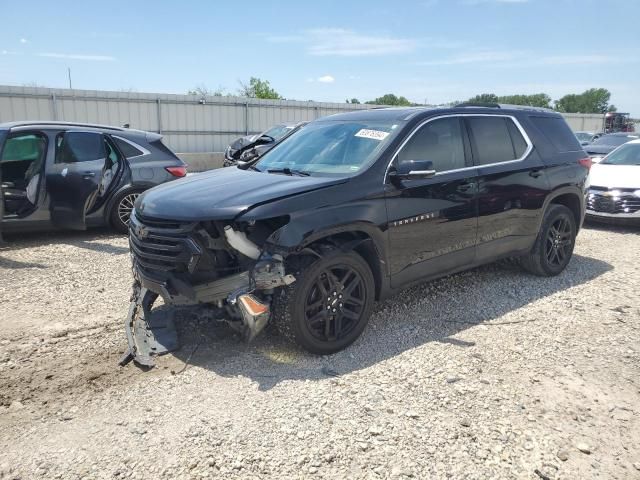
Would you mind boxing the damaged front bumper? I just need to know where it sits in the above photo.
[120,255,295,368]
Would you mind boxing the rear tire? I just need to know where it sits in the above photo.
[110,190,142,234]
[520,204,576,276]
[271,249,375,355]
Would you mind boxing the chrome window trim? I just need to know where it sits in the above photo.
[112,135,150,158]
[384,113,534,184]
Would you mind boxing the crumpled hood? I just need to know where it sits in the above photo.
[590,164,640,189]
[136,167,346,221]
[227,134,268,159]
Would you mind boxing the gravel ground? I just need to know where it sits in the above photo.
[0,224,639,479]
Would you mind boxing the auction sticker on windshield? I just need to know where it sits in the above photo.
[355,129,390,141]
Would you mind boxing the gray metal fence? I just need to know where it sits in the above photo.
[0,85,372,153]
[0,85,610,154]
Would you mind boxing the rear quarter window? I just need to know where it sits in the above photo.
[529,116,582,152]
[113,137,144,158]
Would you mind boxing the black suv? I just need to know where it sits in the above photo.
[122,105,589,367]
[0,121,186,233]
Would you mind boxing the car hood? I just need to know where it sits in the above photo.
[590,164,640,189]
[584,144,616,156]
[136,167,347,221]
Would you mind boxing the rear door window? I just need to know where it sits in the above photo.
[55,132,106,163]
[466,116,528,165]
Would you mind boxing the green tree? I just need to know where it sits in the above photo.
[498,93,552,108]
[238,77,282,99]
[462,93,551,108]
[555,88,612,114]
[465,93,499,104]
[346,98,360,104]
[187,84,226,97]
[365,94,412,106]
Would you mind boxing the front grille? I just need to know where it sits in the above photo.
[129,212,201,273]
[587,188,640,214]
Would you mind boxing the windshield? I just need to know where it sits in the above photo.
[575,132,593,142]
[592,134,639,147]
[261,125,293,141]
[254,120,401,176]
[601,143,640,166]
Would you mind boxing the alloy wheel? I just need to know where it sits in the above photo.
[545,216,573,266]
[304,265,366,342]
[118,193,140,227]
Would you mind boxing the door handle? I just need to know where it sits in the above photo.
[529,169,543,178]
[457,181,476,192]
[82,171,96,178]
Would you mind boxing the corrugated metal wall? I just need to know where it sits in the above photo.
[0,85,610,152]
[561,113,605,133]
[0,86,372,153]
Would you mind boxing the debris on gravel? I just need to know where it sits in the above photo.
[0,224,639,479]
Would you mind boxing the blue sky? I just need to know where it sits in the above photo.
[1,0,638,114]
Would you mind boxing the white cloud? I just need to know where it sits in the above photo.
[307,28,416,56]
[416,50,520,66]
[417,50,627,67]
[317,75,335,83]
[533,55,621,66]
[267,28,416,57]
[19,38,27,44]
[37,52,116,61]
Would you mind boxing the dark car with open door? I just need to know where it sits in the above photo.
[0,121,186,234]
[223,122,306,167]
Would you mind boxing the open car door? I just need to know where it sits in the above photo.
[47,131,108,230]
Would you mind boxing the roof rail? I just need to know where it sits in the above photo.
[7,121,125,131]
[455,102,501,108]
[498,104,556,113]
[455,103,556,113]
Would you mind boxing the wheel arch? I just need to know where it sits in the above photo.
[291,228,386,301]
[544,187,584,232]
[103,183,152,223]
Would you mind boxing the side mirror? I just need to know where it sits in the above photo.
[389,159,436,181]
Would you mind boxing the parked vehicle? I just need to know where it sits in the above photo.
[575,131,596,146]
[122,105,589,367]
[604,112,635,133]
[223,122,306,167]
[584,133,640,163]
[586,139,640,224]
[0,121,186,234]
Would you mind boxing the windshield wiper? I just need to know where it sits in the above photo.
[267,168,310,176]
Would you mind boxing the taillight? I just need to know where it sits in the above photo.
[165,165,187,177]
[578,157,592,170]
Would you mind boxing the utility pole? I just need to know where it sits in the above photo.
[67,67,72,89]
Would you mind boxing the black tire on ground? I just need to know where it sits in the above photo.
[109,190,142,234]
[520,204,577,276]
[271,249,375,355]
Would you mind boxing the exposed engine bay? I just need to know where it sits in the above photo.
[119,211,295,367]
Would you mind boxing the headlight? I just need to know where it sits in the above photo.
[634,190,640,197]
[590,156,604,163]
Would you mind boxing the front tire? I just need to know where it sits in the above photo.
[520,204,577,276]
[271,249,375,355]
[110,190,142,234]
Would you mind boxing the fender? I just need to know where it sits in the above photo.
[537,184,586,231]
[101,181,158,223]
[264,211,388,262]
